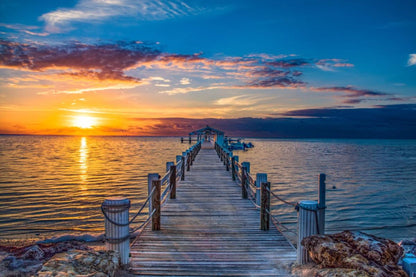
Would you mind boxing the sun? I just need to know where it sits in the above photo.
[72,115,97,129]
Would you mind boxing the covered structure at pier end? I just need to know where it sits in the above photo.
[188,125,225,145]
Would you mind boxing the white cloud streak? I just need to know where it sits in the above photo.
[40,0,199,33]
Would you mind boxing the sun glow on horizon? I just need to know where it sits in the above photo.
[72,115,97,129]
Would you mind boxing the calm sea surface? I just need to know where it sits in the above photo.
[0,136,415,243]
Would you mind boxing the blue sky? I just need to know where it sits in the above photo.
[0,0,415,136]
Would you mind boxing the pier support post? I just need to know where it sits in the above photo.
[152,179,161,231]
[186,151,191,171]
[297,200,318,265]
[176,155,182,163]
[170,165,176,199]
[102,197,131,265]
[231,156,236,181]
[147,173,159,214]
[255,173,267,206]
[241,163,248,199]
[260,182,271,231]
[225,152,230,171]
[318,173,326,235]
[181,154,185,180]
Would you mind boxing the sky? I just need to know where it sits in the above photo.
[0,0,415,137]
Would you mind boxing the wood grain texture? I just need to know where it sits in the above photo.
[131,142,296,276]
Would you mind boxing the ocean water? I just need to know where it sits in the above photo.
[0,136,415,243]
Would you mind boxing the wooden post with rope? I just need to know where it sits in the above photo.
[170,165,176,199]
[147,173,159,214]
[260,182,271,231]
[231,156,236,181]
[181,153,186,180]
[241,162,249,199]
[318,173,326,235]
[152,179,161,231]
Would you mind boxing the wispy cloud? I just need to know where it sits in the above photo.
[160,85,224,95]
[0,23,49,37]
[215,95,262,106]
[311,86,392,104]
[40,0,200,33]
[408,54,416,66]
[265,58,309,68]
[315,59,354,71]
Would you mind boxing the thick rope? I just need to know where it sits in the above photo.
[266,187,298,207]
[101,187,155,227]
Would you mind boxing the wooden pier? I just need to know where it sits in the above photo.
[129,141,296,276]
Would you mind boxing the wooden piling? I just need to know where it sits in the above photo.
[102,197,130,265]
[260,182,271,231]
[225,152,230,171]
[231,156,236,181]
[318,173,326,235]
[256,173,267,206]
[147,173,159,214]
[241,165,248,199]
[186,151,191,171]
[169,165,176,199]
[152,179,161,231]
[297,200,318,264]
[181,154,185,181]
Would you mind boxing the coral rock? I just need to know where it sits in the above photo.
[38,249,120,277]
[300,231,407,277]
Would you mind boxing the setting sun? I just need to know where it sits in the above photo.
[72,115,97,129]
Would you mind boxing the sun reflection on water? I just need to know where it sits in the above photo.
[79,137,88,187]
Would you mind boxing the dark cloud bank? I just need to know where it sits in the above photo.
[140,104,416,139]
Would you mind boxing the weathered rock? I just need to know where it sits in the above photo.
[37,249,120,277]
[300,231,407,277]
[0,240,96,277]
[332,231,403,265]
[21,245,45,260]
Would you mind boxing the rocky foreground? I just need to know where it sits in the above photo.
[0,241,120,276]
[292,230,415,277]
[0,231,414,276]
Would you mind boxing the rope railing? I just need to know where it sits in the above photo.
[266,186,298,208]
[101,186,156,228]
[215,139,327,265]
[101,140,203,264]
[161,172,170,186]
[246,172,256,189]
[130,208,156,234]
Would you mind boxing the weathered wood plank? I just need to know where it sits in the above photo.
[130,142,296,276]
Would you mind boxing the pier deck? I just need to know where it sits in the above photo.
[130,142,296,276]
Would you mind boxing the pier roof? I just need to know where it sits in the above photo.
[188,125,224,136]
